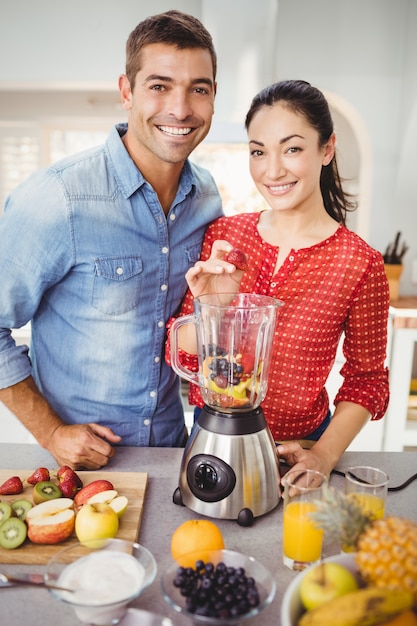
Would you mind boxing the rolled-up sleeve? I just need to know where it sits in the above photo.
[334,251,390,420]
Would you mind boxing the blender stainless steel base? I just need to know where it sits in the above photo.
[173,405,281,526]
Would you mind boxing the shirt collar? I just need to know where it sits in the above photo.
[106,123,196,201]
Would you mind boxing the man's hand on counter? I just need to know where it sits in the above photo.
[49,423,122,470]
[0,377,121,470]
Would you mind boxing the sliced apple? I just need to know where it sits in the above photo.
[26,498,75,544]
[74,479,114,508]
[86,489,118,505]
[109,495,128,518]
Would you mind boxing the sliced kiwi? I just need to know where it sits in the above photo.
[0,501,14,524]
[33,481,62,504]
[0,516,27,549]
[11,498,33,521]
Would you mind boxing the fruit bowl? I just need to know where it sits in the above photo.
[280,553,360,626]
[44,538,157,625]
[161,548,276,626]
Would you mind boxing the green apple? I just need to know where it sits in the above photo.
[75,503,119,547]
[300,562,359,610]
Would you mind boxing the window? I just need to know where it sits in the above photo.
[192,142,265,216]
[0,123,41,213]
[0,121,264,218]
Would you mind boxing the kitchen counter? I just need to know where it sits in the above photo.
[1,445,416,625]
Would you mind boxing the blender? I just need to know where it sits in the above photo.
[170,293,283,526]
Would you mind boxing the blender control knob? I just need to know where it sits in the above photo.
[186,454,236,503]
[195,463,217,490]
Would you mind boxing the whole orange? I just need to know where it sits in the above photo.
[170,519,225,567]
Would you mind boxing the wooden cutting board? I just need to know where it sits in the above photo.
[0,469,148,564]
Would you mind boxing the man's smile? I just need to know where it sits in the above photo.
[157,125,193,136]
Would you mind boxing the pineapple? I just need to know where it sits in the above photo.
[310,486,417,602]
[356,516,417,600]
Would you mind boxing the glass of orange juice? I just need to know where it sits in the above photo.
[282,469,328,571]
[345,466,388,521]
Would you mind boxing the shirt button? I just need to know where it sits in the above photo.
[271,282,276,288]
[116,267,123,275]
[150,391,156,398]
[162,246,169,254]
[143,419,150,426]
[158,320,164,328]
[169,214,176,221]
[289,255,295,261]
[161,284,167,291]
[154,356,160,363]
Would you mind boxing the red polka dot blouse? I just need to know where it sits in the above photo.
[167,212,390,441]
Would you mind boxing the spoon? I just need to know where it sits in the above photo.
[0,573,73,592]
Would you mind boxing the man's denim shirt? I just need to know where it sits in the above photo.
[0,124,223,446]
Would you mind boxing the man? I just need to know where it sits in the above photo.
[0,11,223,469]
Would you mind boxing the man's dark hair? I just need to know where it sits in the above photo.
[126,10,217,90]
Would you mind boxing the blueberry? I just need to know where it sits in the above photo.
[201,577,213,590]
[172,559,261,619]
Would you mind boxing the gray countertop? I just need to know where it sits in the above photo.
[1,445,416,625]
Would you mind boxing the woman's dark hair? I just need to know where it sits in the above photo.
[126,10,217,91]
[245,80,357,224]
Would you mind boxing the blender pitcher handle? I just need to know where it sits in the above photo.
[169,315,200,386]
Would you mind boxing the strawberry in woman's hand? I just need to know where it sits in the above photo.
[225,248,248,271]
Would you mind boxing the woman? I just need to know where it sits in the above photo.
[167,80,389,479]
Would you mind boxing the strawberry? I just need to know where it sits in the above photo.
[27,467,50,485]
[225,248,249,271]
[57,465,83,488]
[240,353,255,374]
[0,475,24,495]
[57,466,83,498]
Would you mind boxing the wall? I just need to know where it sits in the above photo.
[274,0,417,294]
[0,0,201,87]
[0,0,416,293]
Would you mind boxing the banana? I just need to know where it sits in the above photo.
[298,587,414,626]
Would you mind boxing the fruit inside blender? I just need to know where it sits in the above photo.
[201,343,263,409]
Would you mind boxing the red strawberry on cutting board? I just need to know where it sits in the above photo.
[27,467,50,485]
[0,475,24,495]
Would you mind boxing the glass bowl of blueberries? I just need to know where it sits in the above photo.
[161,549,276,625]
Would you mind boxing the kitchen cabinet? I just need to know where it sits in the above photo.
[382,297,417,451]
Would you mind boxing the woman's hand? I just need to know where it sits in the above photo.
[185,240,245,298]
[276,442,333,482]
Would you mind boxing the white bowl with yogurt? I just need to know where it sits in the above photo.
[45,538,157,625]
